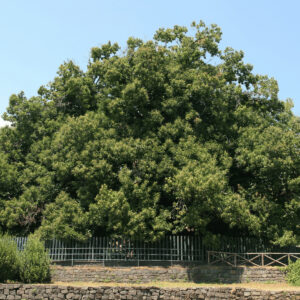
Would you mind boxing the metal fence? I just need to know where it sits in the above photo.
[14,235,293,264]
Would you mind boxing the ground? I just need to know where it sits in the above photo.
[51,281,300,291]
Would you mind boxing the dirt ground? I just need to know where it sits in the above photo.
[52,281,300,291]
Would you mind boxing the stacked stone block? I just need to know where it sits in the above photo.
[52,265,286,284]
[0,284,299,300]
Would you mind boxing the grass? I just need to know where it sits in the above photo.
[51,281,300,291]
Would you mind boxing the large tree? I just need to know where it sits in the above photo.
[0,21,299,245]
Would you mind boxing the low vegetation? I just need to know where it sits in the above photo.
[19,236,51,283]
[0,235,20,282]
[286,259,300,286]
[0,235,50,283]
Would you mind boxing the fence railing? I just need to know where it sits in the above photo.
[46,236,209,264]
[14,236,299,265]
[208,251,300,267]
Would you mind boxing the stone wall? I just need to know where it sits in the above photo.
[0,284,299,300]
[52,265,286,284]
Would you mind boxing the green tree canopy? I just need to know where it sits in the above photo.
[0,21,299,245]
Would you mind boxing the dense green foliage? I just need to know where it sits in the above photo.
[0,21,299,245]
[19,236,51,283]
[286,259,300,286]
[0,235,50,283]
[0,235,20,282]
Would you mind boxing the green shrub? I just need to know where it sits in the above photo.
[0,235,20,282]
[19,236,51,283]
[286,259,300,286]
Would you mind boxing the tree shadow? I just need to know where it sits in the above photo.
[187,265,244,283]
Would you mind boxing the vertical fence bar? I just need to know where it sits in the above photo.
[176,235,179,262]
[58,239,61,262]
[92,238,94,261]
[71,242,74,266]
[54,239,57,262]
[57,239,60,261]
[137,239,140,266]
[159,238,162,261]
[104,236,107,262]
[180,235,183,261]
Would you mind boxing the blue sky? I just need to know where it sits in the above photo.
[0,0,299,123]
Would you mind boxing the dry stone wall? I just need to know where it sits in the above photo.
[52,265,286,284]
[0,284,299,300]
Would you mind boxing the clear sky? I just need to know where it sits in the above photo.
[0,0,299,122]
